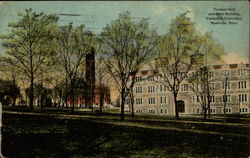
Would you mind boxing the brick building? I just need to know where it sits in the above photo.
[67,48,111,108]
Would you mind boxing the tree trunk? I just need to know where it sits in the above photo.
[26,93,28,107]
[120,89,125,121]
[99,87,104,112]
[41,94,44,110]
[65,77,68,108]
[0,102,4,157]
[60,91,63,110]
[12,97,16,106]
[29,75,34,110]
[131,102,134,118]
[207,102,211,118]
[204,108,207,119]
[71,87,75,113]
[174,93,179,120]
[129,89,135,118]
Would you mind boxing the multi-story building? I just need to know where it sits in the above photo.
[126,63,250,115]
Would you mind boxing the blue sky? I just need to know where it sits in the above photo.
[0,1,249,63]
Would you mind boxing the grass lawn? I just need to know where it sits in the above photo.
[2,111,250,158]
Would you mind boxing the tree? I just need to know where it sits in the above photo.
[56,23,98,112]
[0,8,58,110]
[0,79,20,106]
[101,12,158,120]
[157,13,197,120]
[187,32,225,119]
[0,60,21,106]
[95,57,111,112]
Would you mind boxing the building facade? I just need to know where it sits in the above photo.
[126,63,250,115]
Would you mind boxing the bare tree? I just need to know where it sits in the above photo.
[188,66,216,119]
[95,57,111,112]
[0,8,58,110]
[187,32,225,119]
[101,12,158,120]
[56,23,97,112]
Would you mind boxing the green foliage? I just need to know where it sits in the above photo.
[0,79,20,105]
[101,11,159,119]
[0,8,59,109]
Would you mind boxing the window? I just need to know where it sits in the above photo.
[148,86,155,93]
[135,87,143,93]
[238,69,246,76]
[238,81,247,89]
[209,83,215,90]
[125,98,130,105]
[135,98,143,105]
[223,95,231,102]
[136,110,142,113]
[209,96,215,103]
[223,70,230,76]
[148,98,155,104]
[149,110,155,113]
[210,109,216,113]
[148,76,154,81]
[135,76,142,82]
[209,71,214,78]
[197,96,200,103]
[222,82,230,89]
[239,94,248,102]
[160,97,167,104]
[164,85,167,92]
[181,84,188,92]
[159,85,167,92]
[240,108,248,113]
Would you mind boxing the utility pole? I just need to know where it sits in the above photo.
[223,76,228,124]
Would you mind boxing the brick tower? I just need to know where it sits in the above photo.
[86,47,95,109]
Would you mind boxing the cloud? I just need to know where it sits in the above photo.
[222,53,249,64]
[152,5,167,14]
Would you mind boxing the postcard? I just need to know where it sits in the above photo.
[0,1,249,157]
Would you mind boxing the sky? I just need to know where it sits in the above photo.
[0,1,249,64]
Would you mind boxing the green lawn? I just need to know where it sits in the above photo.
[2,111,250,158]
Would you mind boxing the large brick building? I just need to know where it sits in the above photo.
[125,63,250,115]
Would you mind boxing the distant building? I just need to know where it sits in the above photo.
[125,63,250,115]
[67,48,111,108]
[68,86,111,108]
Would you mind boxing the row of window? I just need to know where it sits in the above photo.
[194,94,248,103]
[135,69,248,83]
[134,97,168,105]
[138,108,248,114]
[240,108,248,112]
[208,69,248,77]
[148,109,167,114]
[134,94,248,106]
[135,81,248,94]
[194,108,247,114]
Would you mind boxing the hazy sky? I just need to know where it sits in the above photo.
[0,1,249,63]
